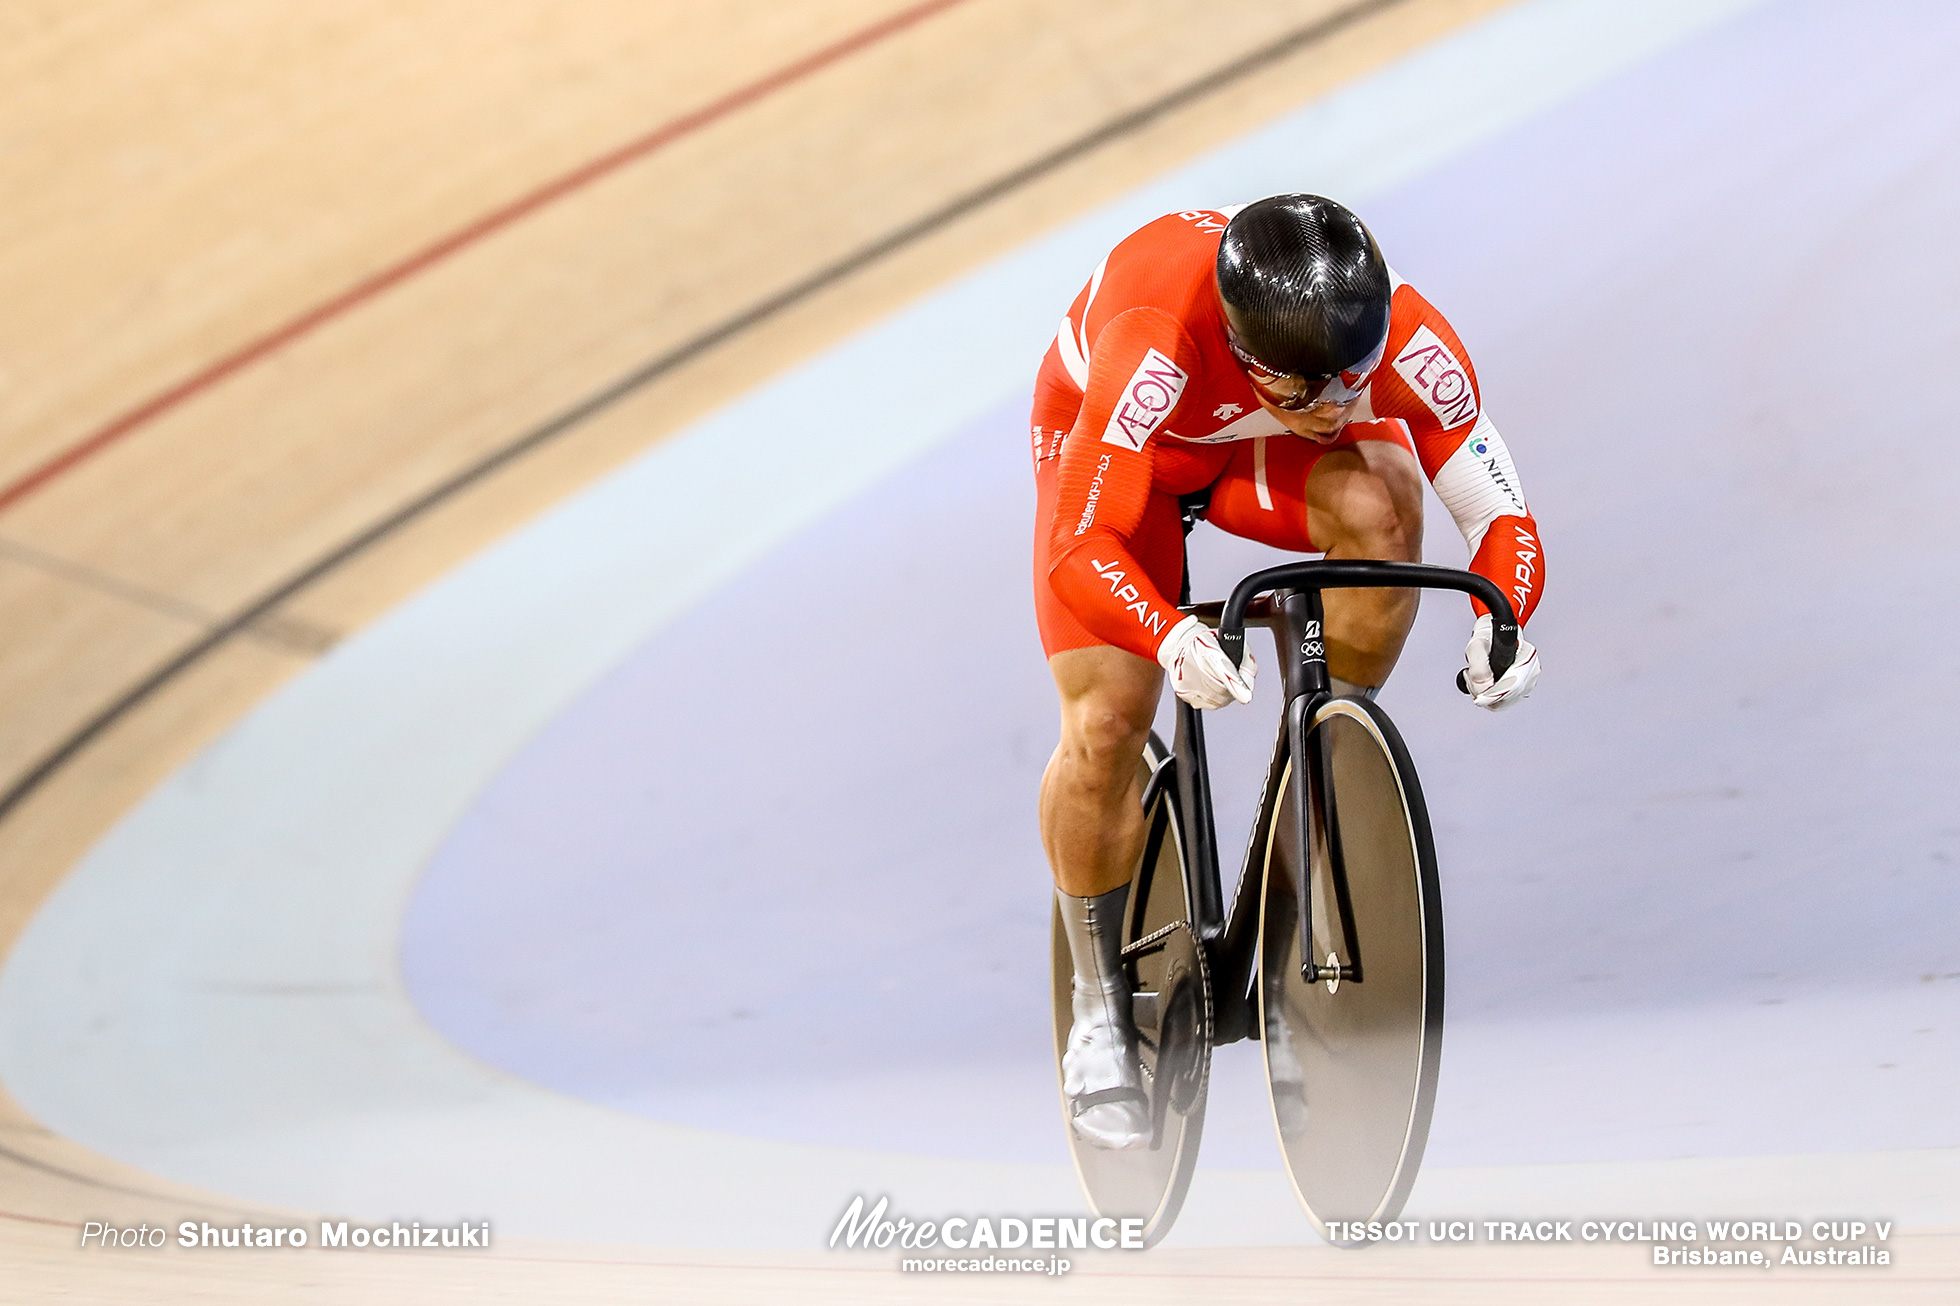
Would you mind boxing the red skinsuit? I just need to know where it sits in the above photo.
[1031,206,1544,660]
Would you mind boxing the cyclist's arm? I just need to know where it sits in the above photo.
[1428,411,1543,626]
[1383,304,1544,625]
[1046,307,1200,660]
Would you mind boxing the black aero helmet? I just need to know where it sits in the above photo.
[1216,194,1390,380]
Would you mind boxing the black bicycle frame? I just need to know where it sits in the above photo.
[1150,556,1518,1045]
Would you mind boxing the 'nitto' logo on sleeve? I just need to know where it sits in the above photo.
[1101,350,1188,451]
[1391,325,1479,430]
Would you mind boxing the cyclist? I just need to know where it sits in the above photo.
[1036,194,1543,1148]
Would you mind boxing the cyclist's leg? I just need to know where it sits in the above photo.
[1040,646,1161,896]
[1033,446,1185,1148]
[1040,647,1159,1148]
[1207,423,1425,688]
[1031,446,1185,896]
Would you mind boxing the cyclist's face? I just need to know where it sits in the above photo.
[1256,391,1360,442]
[1226,322,1384,443]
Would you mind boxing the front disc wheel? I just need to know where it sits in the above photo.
[1259,696,1443,1243]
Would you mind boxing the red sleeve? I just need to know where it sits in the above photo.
[1375,287,1545,626]
[1045,307,1199,660]
[1469,514,1544,626]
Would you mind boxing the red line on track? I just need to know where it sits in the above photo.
[0,0,970,516]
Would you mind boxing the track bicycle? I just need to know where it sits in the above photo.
[1050,519,1520,1247]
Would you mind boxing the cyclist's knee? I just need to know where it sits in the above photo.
[1050,649,1159,788]
[1063,699,1152,777]
[1311,444,1424,560]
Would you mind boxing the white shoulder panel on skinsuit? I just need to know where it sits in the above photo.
[1430,411,1528,554]
[1053,255,1110,390]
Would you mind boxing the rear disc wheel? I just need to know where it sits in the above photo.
[1051,734,1210,1246]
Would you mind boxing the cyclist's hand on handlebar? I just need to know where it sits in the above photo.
[1158,615,1256,709]
[1463,612,1539,710]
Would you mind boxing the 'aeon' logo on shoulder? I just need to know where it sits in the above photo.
[1101,349,1188,451]
[1392,326,1478,430]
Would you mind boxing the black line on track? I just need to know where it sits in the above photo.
[0,0,1407,828]
[0,1140,259,1213]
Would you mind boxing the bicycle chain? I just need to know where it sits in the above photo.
[1120,920,1185,957]
[1119,918,1212,1103]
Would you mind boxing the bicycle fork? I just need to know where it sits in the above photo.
[1279,589,1362,989]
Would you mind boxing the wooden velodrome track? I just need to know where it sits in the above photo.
[2,1,1954,1301]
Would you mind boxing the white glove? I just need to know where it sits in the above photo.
[1157,615,1256,709]
[1463,612,1539,710]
